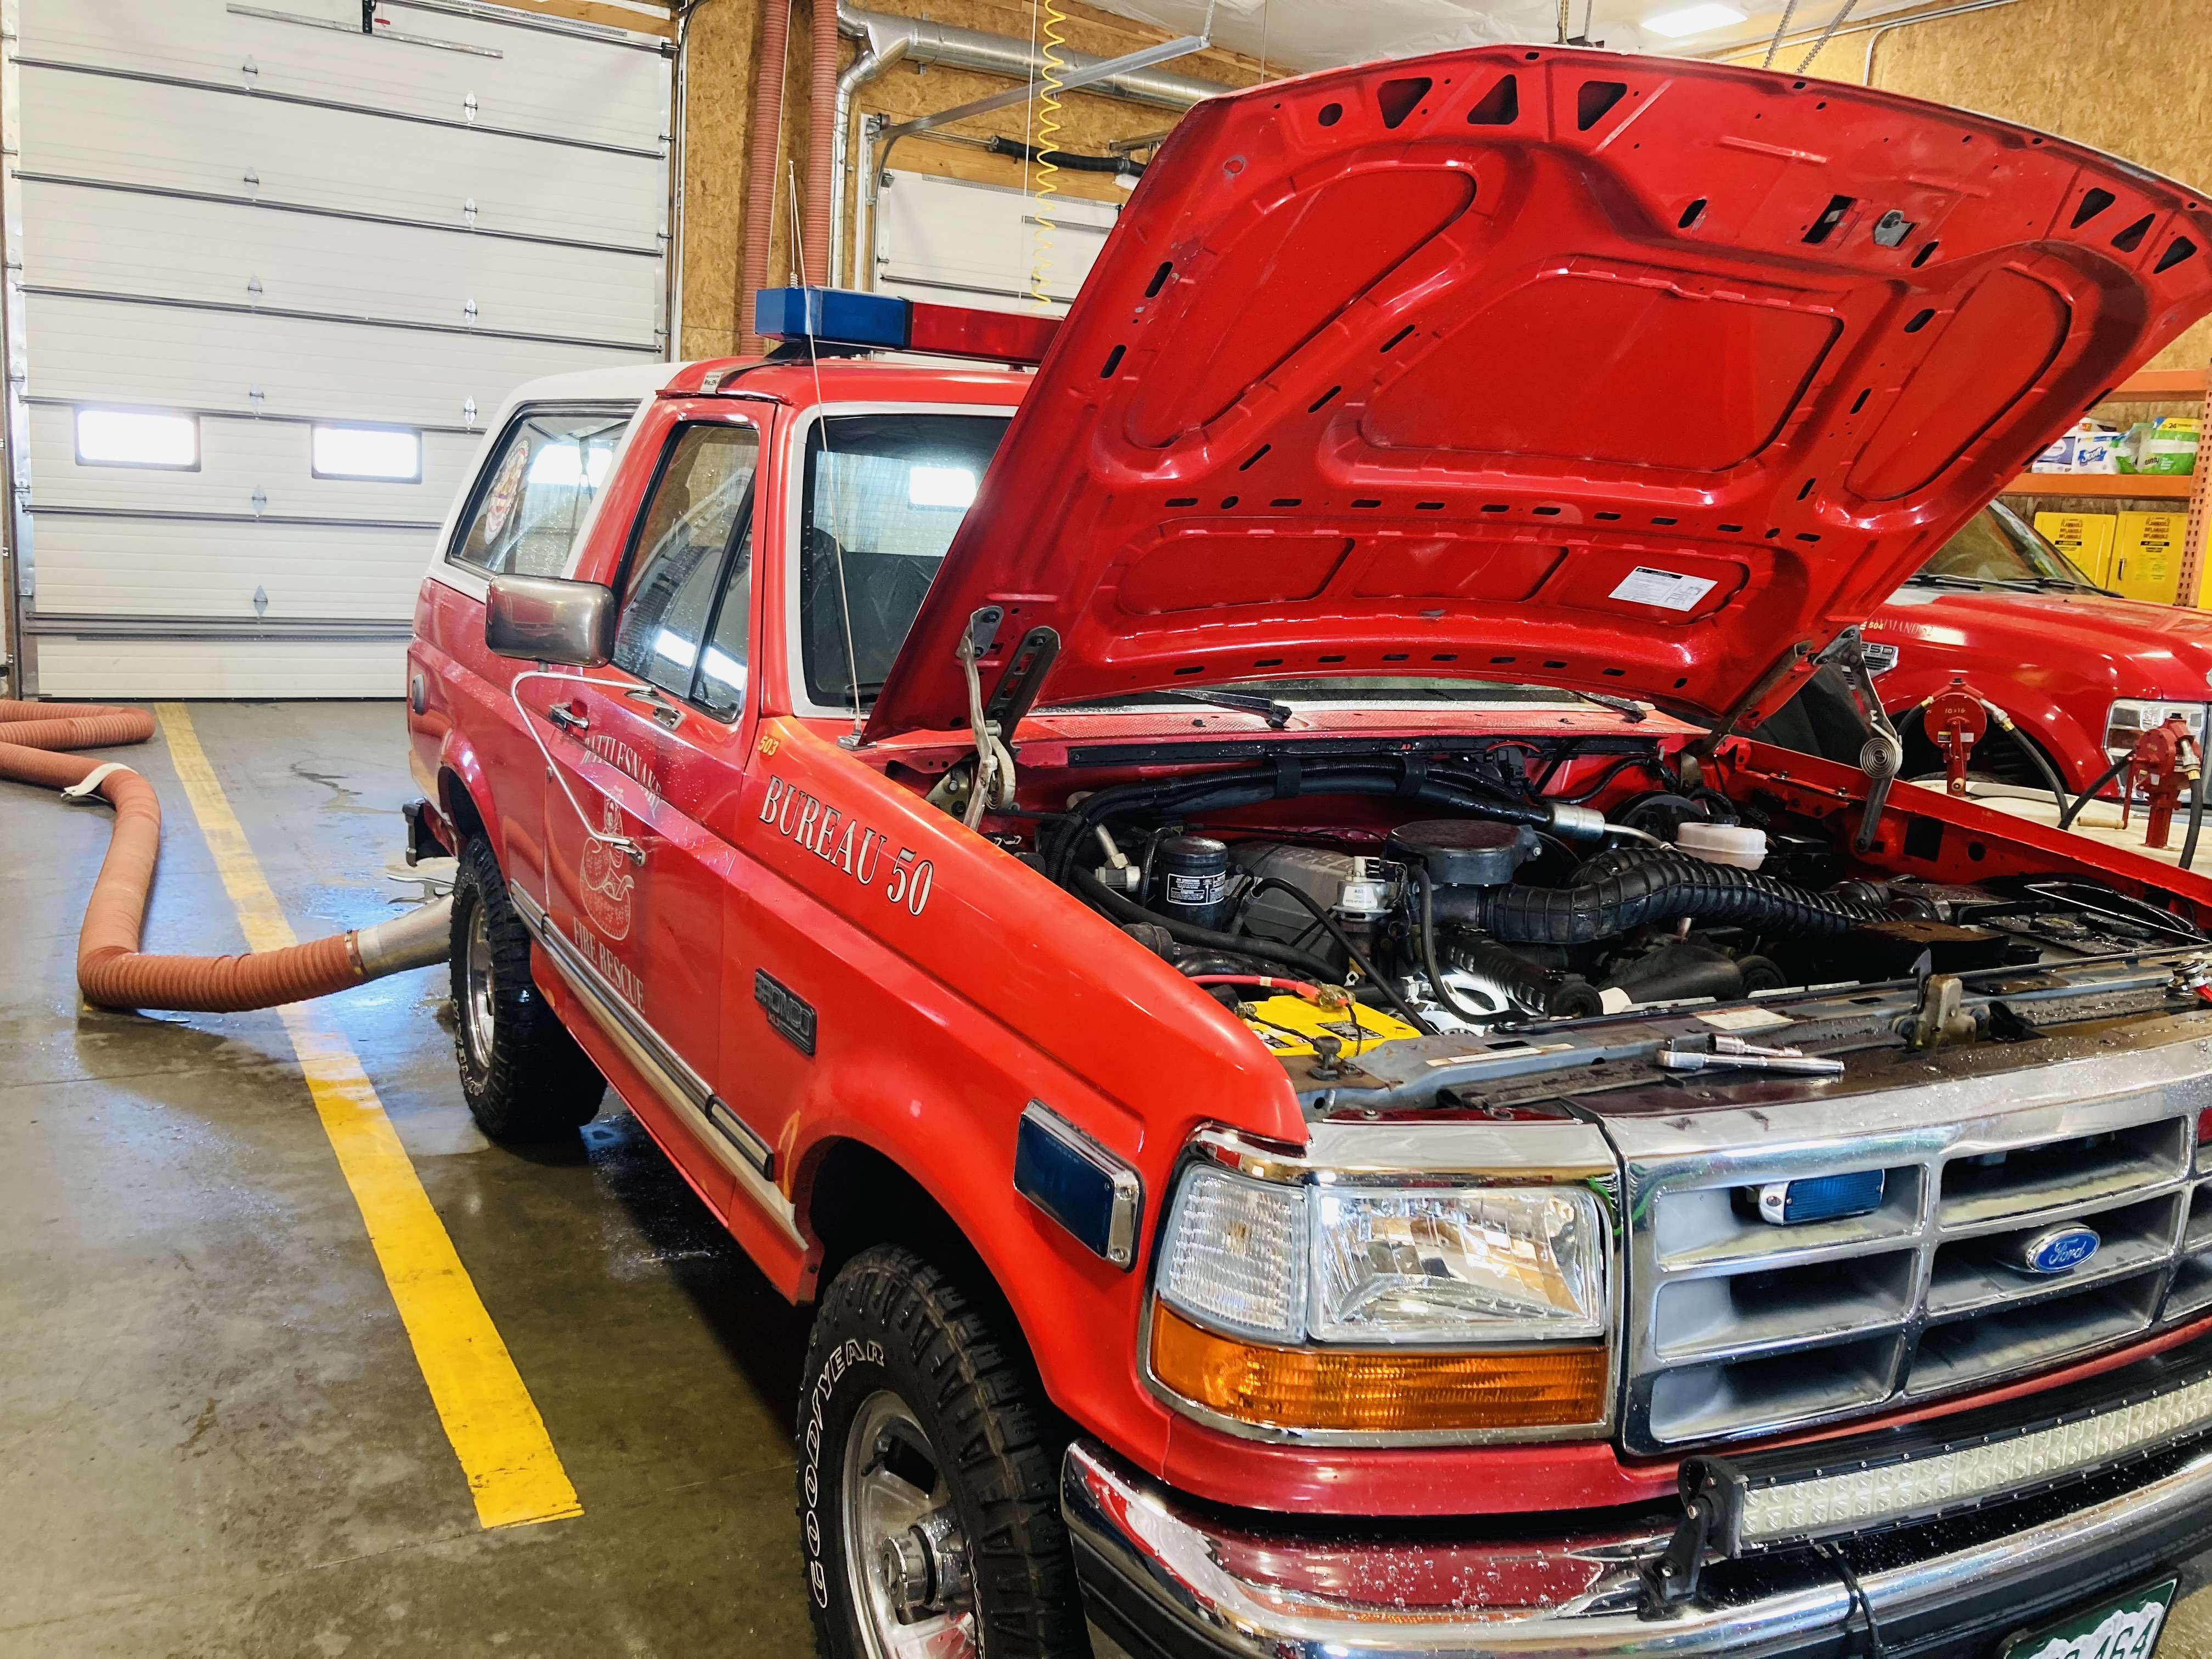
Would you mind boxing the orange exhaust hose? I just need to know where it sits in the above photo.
[0,699,439,1013]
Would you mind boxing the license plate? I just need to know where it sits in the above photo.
[1998,1578,2177,1659]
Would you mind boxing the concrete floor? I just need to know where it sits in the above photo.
[4,699,2212,1657]
[1,702,816,1657]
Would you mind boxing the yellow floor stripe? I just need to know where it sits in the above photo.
[154,703,582,1531]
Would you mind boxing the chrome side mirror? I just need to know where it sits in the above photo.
[486,573,614,666]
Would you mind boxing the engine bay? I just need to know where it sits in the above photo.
[939,725,2212,1104]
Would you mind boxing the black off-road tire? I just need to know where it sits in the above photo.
[799,1245,1085,1659]
[449,834,605,1141]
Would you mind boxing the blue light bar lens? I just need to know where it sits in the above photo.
[1757,1170,1886,1226]
[753,285,909,350]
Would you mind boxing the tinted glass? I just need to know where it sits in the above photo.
[1918,502,2094,588]
[613,423,760,702]
[799,413,1012,709]
[450,408,632,576]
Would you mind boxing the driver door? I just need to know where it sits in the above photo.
[541,416,761,1205]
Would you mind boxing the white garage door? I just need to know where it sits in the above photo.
[875,170,1120,316]
[9,0,670,697]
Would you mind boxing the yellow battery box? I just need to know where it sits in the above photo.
[1239,994,1421,1059]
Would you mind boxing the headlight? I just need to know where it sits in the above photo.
[2104,697,2209,755]
[1150,1158,1611,1438]
[1309,1184,1606,1342]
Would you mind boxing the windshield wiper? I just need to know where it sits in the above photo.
[1155,689,1295,729]
[1904,572,1988,590]
[1573,689,1647,723]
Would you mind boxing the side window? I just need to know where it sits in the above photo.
[449,408,632,577]
[612,422,760,714]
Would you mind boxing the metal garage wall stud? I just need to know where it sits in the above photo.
[250,488,267,518]
[246,275,263,303]
[242,168,260,199]
[463,91,477,124]
[253,586,268,618]
[463,198,477,229]
[241,56,258,89]
[463,297,478,327]
[249,385,264,415]
[462,397,477,431]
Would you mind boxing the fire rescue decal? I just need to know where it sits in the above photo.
[585,732,660,799]
[759,774,934,917]
[568,915,646,1011]
[579,797,637,940]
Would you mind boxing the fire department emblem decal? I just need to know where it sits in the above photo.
[579,797,635,941]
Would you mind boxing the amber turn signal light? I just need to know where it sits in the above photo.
[1149,1302,1607,1433]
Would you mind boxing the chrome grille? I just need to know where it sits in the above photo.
[1620,1064,2212,1454]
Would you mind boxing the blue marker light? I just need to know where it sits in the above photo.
[1756,1170,1886,1226]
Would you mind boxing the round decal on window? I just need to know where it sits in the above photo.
[481,442,529,541]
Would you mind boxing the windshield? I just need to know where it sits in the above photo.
[799,411,1013,710]
[1916,501,2098,589]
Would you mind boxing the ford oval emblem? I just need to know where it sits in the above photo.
[2017,1224,2100,1276]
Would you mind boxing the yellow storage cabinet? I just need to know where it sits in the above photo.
[2035,510,2118,585]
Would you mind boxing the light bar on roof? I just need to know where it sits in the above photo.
[753,286,1060,367]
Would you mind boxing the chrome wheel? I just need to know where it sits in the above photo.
[459,897,498,1079]
[840,1390,977,1659]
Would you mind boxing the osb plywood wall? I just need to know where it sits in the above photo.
[676,0,1265,355]
[1727,0,2212,372]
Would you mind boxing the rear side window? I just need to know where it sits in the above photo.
[613,421,761,717]
[449,407,633,577]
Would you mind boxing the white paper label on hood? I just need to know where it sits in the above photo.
[1611,567,1719,611]
[1697,1006,1796,1032]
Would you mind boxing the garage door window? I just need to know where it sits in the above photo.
[75,408,198,470]
[449,407,633,578]
[613,422,760,716]
[313,424,421,483]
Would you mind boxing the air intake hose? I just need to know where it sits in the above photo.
[1433,845,1890,946]
[1441,936,1605,1020]
[0,699,450,1012]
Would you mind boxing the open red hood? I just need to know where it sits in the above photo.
[865,46,2212,742]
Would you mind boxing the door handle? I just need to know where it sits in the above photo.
[547,702,589,733]
[625,684,685,730]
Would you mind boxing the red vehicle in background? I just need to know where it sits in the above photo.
[403,45,2212,1659]
[1866,501,2212,800]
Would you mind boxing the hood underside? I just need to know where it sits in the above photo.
[866,45,2212,742]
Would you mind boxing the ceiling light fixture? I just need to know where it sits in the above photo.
[1642,2,1748,37]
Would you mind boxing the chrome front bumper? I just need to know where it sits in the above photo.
[1064,1439,2212,1658]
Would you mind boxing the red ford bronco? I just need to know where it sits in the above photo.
[408,46,2212,1659]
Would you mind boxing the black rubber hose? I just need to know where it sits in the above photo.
[2183,757,2208,873]
[1559,753,1664,804]
[1244,876,1435,1035]
[1432,847,1890,945]
[1072,866,1339,980]
[1413,864,1503,1026]
[984,134,1142,175]
[1993,716,2070,820]
[1442,935,1606,1020]
[2061,753,2131,832]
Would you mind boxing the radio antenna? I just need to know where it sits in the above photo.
[787,161,867,746]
